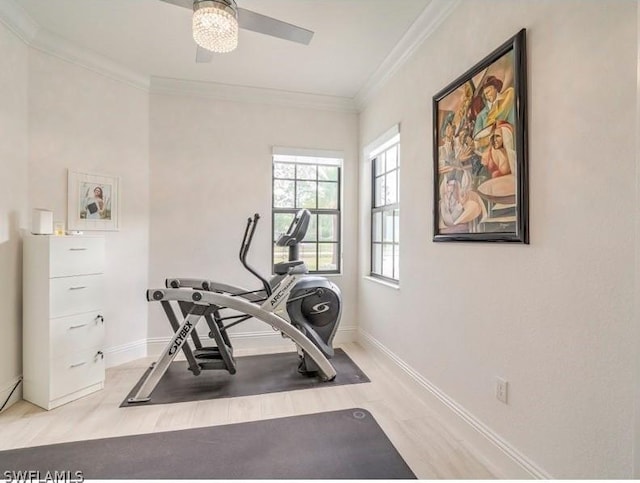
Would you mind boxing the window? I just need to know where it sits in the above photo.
[369,130,400,282]
[272,150,342,274]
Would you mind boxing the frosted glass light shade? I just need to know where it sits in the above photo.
[193,3,238,53]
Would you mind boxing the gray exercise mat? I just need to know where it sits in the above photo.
[0,408,416,479]
[121,348,369,407]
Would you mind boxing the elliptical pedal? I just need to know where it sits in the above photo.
[193,345,237,374]
[194,346,231,360]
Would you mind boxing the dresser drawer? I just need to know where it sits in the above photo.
[50,348,105,400]
[50,311,105,357]
[50,237,105,277]
[50,274,104,318]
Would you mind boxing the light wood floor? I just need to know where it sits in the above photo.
[0,342,495,479]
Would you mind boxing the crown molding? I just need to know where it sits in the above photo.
[150,77,358,113]
[0,0,352,112]
[354,0,462,110]
[1,0,444,113]
[29,29,150,91]
[0,0,357,113]
[0,0,38,44]
[0,0,149,91]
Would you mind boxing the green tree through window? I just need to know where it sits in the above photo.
[272,155,342,274]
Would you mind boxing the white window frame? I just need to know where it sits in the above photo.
[365,126,400,283]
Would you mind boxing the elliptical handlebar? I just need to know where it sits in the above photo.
[239,214,273,296]
[239,214,256,262]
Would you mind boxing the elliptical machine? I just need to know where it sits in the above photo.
[266,209,342,373]
[207,208,341,374]
[128,210,341,404]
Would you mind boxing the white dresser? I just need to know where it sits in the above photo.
[23,234,106,410]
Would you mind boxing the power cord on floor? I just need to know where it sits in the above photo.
[0,377,23,412]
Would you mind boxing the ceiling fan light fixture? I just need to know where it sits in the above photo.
[192,0,238,53]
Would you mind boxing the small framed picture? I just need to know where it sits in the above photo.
[432,29,528,243]
[67,170,119,231]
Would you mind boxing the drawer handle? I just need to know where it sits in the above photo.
[95,315,104,324]
[69,248,88,251]
[69,362,86,368]
[95,351,104,361]
[69,323,87,329]
[69,286,87,291]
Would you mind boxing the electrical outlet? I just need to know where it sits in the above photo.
[496,377,508,404]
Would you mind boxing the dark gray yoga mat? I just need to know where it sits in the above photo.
[0,408,416,479]
[121,348,369,407]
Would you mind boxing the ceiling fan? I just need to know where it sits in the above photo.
[159,0,314,62]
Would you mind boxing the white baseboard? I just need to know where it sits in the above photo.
[358,329,551,480]
[147,325,358,357]
[334,325,358,344]
[0,376,23,413]
[105,339,147,368]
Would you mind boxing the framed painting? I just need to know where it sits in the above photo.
[432,29,528,243]
[67,170,119,231]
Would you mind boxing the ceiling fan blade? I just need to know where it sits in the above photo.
[196,45,214,63]
[237,7,314,45]
[158,0,193,10]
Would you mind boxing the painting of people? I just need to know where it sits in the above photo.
[432,29,528,243]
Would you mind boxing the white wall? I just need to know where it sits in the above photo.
[635,4,640,477]
[3,1,638,477]
[148,89,358,349]
[27,51,150,366]
[0,19,28,410]
[358,0,637,478]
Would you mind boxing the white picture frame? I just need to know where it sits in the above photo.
[67,170,120,231]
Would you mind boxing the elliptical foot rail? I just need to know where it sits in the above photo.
[127,288,336,404]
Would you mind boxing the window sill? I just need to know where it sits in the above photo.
[363,276,400,290]
[271,272,342,278]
